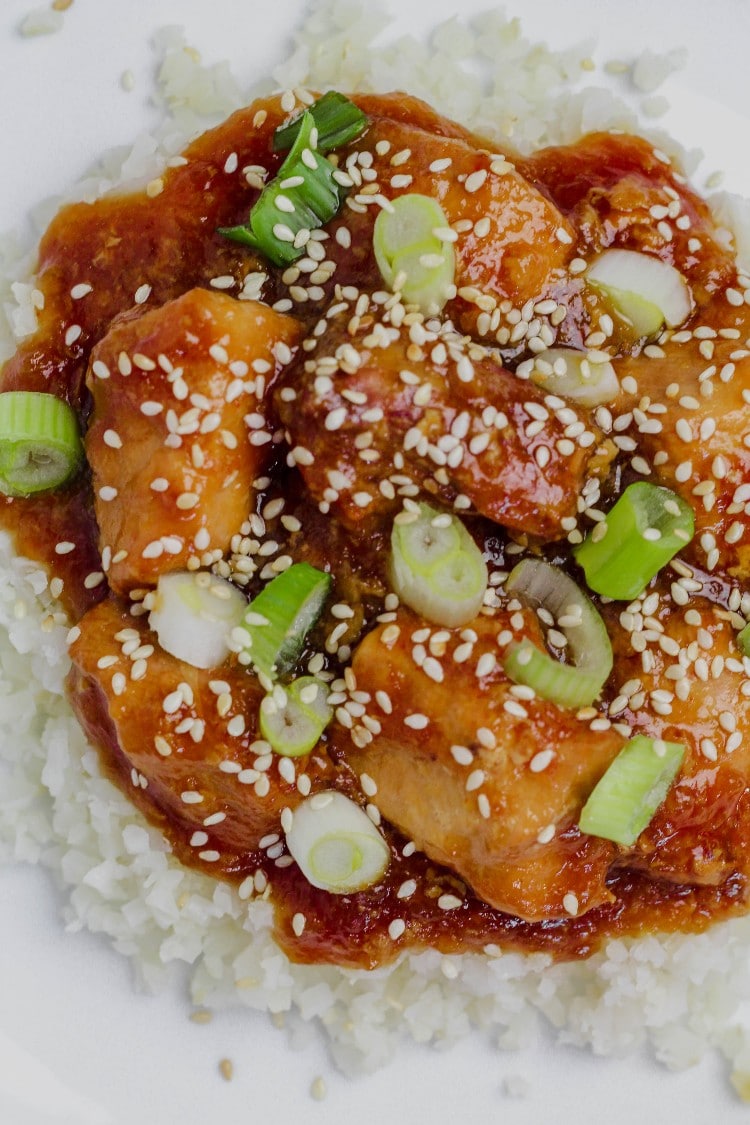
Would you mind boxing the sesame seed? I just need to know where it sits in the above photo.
[388,918,406,940]
[563,892,579,917]
[437,894,463,911]
[466,769,485,792]
[529,749,555,772]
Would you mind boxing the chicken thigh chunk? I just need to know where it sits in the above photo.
[68,596,335,870]
[335,607,623,921]
[277,304,611,540]
[86,289,302,594]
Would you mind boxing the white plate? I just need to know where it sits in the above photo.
[1,2,750,1123]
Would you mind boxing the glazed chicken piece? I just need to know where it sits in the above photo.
[86,289,302,595]
[0,90,574,413]
[335,606,623,922]
[522,131,736,308]
[602,580,750,888]
[68,596,335,869]
[319,93,577,329]
[276,303,611,540]
[610,298,750,579]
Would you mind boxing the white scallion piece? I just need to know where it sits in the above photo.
[389,503,488,627]
[522,347,619,407]
[149,571,247,669]
[586,248,691,336]
[285,791,391,894]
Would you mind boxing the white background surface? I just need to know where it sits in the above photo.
[1,1,750,1123]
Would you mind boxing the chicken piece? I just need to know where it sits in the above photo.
[276,303,611,540]
[0,97,291,407]
[68,596,335,869]
[86,289,302,594]
[318,93,576,330]
[522,132,735,307]
[601,579,750,888]
[334,607,622,922]
[610,298,750,580]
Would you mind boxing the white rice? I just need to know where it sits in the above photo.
[3,0,750,1099]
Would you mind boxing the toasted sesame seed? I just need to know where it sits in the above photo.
[563,892,579,917]
[388,918,406,940]
[529,749,555,772]
[437,894,463,911]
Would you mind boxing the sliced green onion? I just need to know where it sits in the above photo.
[737,622,750,657]
[573,482,695,602]
[586,249,692,336]
[578,735,685,846]
[373,194,456,315]
[240,562,331,681]
[273,91,368,154]
[518,347,619,407]
[219,111,344,267]
[285,790,390,894]
[389,503,487,627]
[148,571,247,670]
[503,558,613,708]
[259,676,332,757]
[0,391,82,496]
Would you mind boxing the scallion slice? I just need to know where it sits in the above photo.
[373,194,456,314]
[578,735,685,846]
[219,111,343,267]
[285,790,390,894]
[0,391,82,496]
[240,562,332,681]
[573,482,695,602]
[503,558,613,708]
[519,347,619,407]
[149,571,248,670]
[259,676,332,757]
[273,91,368,154]
[586,249,692,336]
[737,622,750,657]
[389,503,488,627]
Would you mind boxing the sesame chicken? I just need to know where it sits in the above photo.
[68,595,335,867]
[612,300,750,578]
[276,303,610,540]
[86,289,302,594]
[337,607,621,921]
[322,94,577,326]
[5,85,750,968]
[522,132,735,310]
[602,578,750,888]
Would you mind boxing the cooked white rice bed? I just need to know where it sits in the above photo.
[2,0,750,1095]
